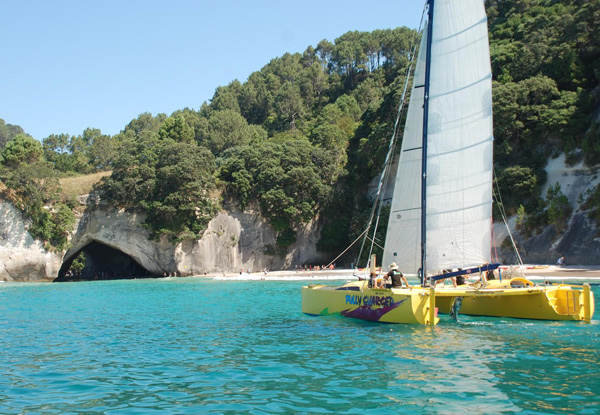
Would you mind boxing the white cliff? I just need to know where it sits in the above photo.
[58,201,328,280]
[0,200,62,281]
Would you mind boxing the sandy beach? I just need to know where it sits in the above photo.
[518,265,600,279]
[199,265,600,281]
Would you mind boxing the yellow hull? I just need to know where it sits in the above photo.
[301,281,439,325]
[302,278,595,325]
[435,279,595,321]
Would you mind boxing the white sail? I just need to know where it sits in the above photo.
[383,0,493,275]
[382,19,427,274]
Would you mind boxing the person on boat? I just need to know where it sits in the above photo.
[455,268,469,286]
[385,263,409,288]
[369,271,377,288]
[436,269,458,288]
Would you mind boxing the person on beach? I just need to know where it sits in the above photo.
[385,263,409,288]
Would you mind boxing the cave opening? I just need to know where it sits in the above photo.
[56,241,157,282]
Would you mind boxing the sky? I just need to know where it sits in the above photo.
[1,1,425,141]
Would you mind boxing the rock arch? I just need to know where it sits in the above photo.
[56,240,156,281]
[57,208,178,281]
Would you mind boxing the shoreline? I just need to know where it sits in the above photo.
[196,265,600,281]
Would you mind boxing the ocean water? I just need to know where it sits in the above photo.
[0,278,598,415]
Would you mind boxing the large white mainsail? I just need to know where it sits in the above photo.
[383,0,493,276]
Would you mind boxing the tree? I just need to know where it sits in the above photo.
[0,118,26,150]
[144,141,219,239]
[42,133,70,168]
[199,110,256,155]
[123,112,168,140]
[0,134,43,169]
[219,140,337,248]
[497,166,540,212]
[99,136,219,240]
[2,160,74,251]
[88,132,117,171]
[546,182,572,232]
[100,135,159,208]
[158,116,195,143]
[274,81,304,130]
[4,161,60,209]
[210,81,242,113]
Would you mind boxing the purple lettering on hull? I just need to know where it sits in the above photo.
[342,298,407,322]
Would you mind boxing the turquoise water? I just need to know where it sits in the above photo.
[0,279,598,414]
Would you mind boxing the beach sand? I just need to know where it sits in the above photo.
[198,265,600,281]
[519,265,600,279]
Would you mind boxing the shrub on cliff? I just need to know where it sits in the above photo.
[219,139,337,249]
[99,135,219,241]
[0,141,75,252]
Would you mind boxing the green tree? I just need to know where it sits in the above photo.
[497,166,540,212]
[158,116,195,143]
[210,81,242,113]
[219,140,337,248]
[0,118,26,149]
[546,182,572,232]
[1,134,43,169]
[123,112,168,140]
[198,110,257,155]
[274,82,305,131]
[100,136,219,240]
[144,141,219,239]
[88,132,117,171]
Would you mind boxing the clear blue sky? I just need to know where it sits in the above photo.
[1,1,425,140]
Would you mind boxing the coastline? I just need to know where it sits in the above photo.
[196,265,600,281]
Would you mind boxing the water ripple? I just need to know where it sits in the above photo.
[0,279,598,413]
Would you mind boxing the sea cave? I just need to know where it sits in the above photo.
[56,241,156,282]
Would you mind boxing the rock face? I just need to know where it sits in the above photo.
[63,207,177,276]
[498,155,600,265]
[504,213,600,265]
[0,200,62,281]
[2,195,329,282]
[175,209,327,275]
[59,203,328,279]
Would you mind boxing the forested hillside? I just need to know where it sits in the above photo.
[1,0,599,261]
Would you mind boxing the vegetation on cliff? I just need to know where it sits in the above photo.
[1,0,599,255]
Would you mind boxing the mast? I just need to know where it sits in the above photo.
[420,0,434,285]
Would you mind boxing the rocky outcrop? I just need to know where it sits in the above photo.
[0,200,62,281]
[59,202,328,279]
[64,205,322,275]
[175,208,326,275]
[497,155,600,265]
[505,213,600,265]
[2,194,329,282]
[63,207,177,276]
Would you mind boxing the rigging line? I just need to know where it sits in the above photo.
[490,216,500,264]
[366,167,391,262]
[493,176,523,265]
[492,168,524,265]
[356,5,428,267]
[326,228,369,269]
[365,235,384,251]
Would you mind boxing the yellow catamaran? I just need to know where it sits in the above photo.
[302,0,595,325]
